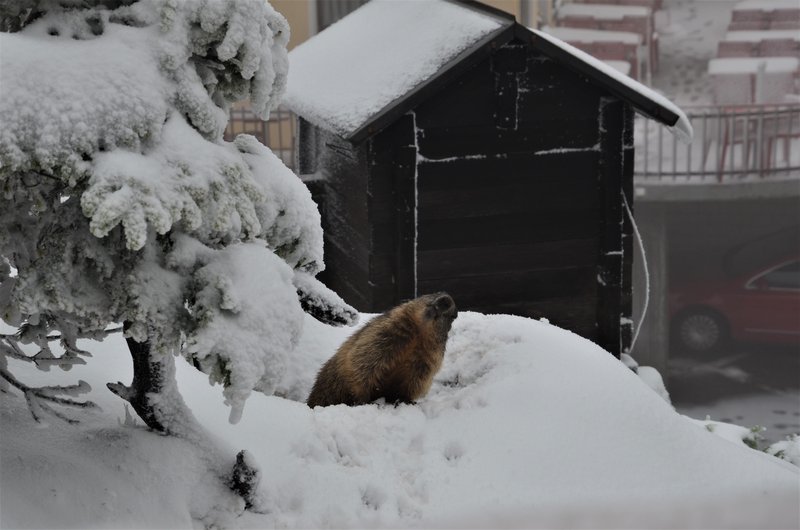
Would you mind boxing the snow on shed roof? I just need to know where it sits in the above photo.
[284,0,692,144]
[284,0,507,140]
[532,29,693,143]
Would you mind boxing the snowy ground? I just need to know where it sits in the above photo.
[2,312,799,529]
[1,1,798,528]
[670,346,800,445]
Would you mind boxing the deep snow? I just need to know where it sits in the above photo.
[2,312,798,529]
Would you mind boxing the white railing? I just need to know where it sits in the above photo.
[635,103,800,181]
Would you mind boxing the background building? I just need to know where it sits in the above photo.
[228,0,800,441]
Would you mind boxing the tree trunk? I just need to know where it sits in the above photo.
[107,322,206,442]
[106,333,168,431]
[107,322,264,508]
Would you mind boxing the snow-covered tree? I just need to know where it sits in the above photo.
[0,0,356,442]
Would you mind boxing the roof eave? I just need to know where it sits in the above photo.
[527,30,680,128]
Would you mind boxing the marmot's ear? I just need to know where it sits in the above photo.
[432,293,456,317]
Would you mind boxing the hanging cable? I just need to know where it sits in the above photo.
[622,191,649,353]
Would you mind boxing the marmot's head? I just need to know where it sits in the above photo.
[417,292,457,342]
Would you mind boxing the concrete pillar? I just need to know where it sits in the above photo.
[631,203,670,376]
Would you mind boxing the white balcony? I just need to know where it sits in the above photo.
[635,103,800,185]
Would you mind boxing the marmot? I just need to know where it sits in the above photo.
[307,292,457,407]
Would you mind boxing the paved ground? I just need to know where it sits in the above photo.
[669,343,800,445]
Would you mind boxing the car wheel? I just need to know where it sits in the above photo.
[673,309,729,353]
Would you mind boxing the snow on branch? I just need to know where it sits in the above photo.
[175,240,305,424]
[293,272,358,327]
[0,0,351,430]
[1,0,294,253]
[0,333,98,424]
[81,114,268,251]
[157,0,290,138]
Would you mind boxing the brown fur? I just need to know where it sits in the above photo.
[307,293,457,407]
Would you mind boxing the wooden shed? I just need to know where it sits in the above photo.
[284,0,691,357]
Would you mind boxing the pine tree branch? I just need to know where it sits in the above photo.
[294,272,358,327]
[0,326,122,343]
[0,327,121,372]
[34,397,81,425]
[0,363,98,424]
[0,337,29,362]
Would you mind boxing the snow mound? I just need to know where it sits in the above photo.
[768,435,800,467]
[182,241,305,424]
[2,312,798,528]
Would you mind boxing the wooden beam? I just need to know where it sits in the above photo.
[596,97,625,357]
[621,103,635,353]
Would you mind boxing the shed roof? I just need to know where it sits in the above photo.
[284,0,692,145]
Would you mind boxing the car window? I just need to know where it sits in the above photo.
[760,260,800,290]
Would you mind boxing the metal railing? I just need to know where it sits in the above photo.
[635,103,800,181]
[225,106,297,170]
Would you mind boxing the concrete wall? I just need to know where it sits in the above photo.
[483,0,522,20]
[271,0,314,50]
[667,198,800,285]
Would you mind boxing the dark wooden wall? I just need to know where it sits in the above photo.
[303,39,634,355]
[594,98,635,355]
[299,117,420,312]
[621,103,635,353]
[298,119,374,310]
[367,117,418,309]
[413,42,608,341]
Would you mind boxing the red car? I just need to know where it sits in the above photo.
[670,256,800,352]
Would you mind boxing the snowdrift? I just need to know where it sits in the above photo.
[1,312,798,529]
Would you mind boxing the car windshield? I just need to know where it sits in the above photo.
[723,226,800,279]
[750,260,800,290]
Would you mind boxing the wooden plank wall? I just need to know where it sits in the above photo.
[413,43,608,341]
[595,98,625,356]
[300,120,374,311]
[368,117,418,309]
[304,41,635,356]
[594,99,635,356]
[621,103,635,354]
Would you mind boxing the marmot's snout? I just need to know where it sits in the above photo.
[429,292,457,320]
